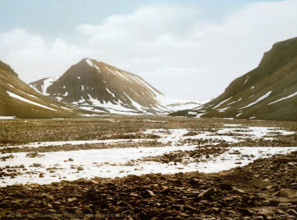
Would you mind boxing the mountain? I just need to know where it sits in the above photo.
[30,58,167,114]
[0,60,83,118]
[165,101,206,112]
[171,37,297,121]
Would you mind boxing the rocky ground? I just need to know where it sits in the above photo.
[1,117,296,146]
[137,144,229,165]
[1,117,296,219]
[0,151,296,219]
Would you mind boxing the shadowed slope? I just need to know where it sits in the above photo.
[0,60,81,118]
[171,37,297,121]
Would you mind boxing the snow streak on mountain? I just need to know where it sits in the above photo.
[171,37,297,121]
[30,59,168,114]
[0,60,80,118]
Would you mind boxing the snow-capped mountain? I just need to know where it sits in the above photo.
[30,58,167,114]
[172,37,297,121]
[164,100,206,112]
[0,60,81,118]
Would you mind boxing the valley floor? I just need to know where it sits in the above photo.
[0,116,296,219]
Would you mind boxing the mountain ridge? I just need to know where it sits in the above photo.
[171,37,297,121]
[0,60,85,118]
[30,58,167,115]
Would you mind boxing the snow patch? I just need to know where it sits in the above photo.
[224,124,242,127]
[86,94,139,114]
[0,116,16,119]
[123,92,144,111]
[41,76,60,95]
[2,146,296,187]
[106,88,115,97]
[240,91,272,109]
[217,106,230,112]
[2,146,295,187]
[188,111,197,116]
[268,91,297,105]
[85,59,93,67]
[196,112,206,118]
[155,95,178,106]
[244,76,249,84]
[7,91,57,111]
[213,97,233,109]
[1,126,296,186]
[94,65,100,71]
[227,98,242,106]
[86,58,100,71]
[167,102,204,112]
[235,112,242,117]
[29,85,40,93]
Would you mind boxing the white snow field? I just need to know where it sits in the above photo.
[0,125,296,186]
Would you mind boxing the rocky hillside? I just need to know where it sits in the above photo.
[30,59,166,114]
[0,60,83,118]
[172,37,297,121]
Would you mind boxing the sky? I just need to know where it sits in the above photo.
[0,0,297,101]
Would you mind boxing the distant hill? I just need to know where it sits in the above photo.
[0,60,82,118]
[171,37,297,121]
[165,101,206,112]
[30,58,167,115]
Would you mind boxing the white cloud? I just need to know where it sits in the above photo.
[77,5,200,45]
[0,1,297,100]
[0,29,84,82]
[75,1,297,100]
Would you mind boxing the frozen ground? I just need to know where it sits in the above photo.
[1,146,296,187]
[4,125,294,149]
[0,124,296,186]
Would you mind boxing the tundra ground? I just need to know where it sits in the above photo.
[0,116,296,219]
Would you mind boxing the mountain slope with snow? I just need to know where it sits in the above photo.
[165,101,206,112]
[30,59,167,114]
[0,60,83,118]
[172,37,297,121]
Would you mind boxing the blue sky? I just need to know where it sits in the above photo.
[0,0,281,40]
[0,0,296,100]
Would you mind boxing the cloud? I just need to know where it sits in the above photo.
[75,1,297,100]
[1,1,297,100]
[0,28,84,82]
[77,5,200,44]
